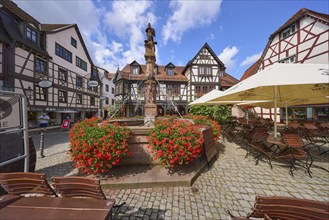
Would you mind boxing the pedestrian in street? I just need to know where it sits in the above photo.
[38,112,50,132]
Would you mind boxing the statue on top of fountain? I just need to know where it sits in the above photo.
[144,23,157,80]
[145,23,156,43]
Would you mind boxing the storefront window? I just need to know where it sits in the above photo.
[293,108,306,120]
[314,107,329,122]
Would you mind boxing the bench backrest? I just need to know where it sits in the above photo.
[249,196,329,220]
[52,176,106,200]
[0,172,56,196]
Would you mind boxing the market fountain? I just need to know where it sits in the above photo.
[103,24,218,188]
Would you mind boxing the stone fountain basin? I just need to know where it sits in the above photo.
[101,124,219,189]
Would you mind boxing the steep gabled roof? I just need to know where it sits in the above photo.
[256,8,329,72]
[130,60,141,66]
[221,73,239,87]
[40,24,72,32]
[45,24,94,67]
[240,59,261,81]
[184,43,225,70]
[271,8,329,38]
[119,63,188,82]
[0,0,40,27]
[0,7,49,57]
[165,62,175,69]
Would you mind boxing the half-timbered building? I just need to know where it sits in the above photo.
[240,8,329,121]
[182,43,238,102]
[113,61,188,117]
[113,42,238,117]
[0,0,102,127]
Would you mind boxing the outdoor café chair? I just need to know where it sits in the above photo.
[222,122,236,143]
[51,176,125,219]
[247,129,272,168]
[228,196,329,220]
[276,133,313,177]
[299,122,329,153]
[0,172,57,196]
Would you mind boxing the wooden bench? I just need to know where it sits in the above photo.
[229,196,329,220]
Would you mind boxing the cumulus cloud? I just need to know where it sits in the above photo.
[162,0,222,44]
[14,0,157,72]
[218,46,239,72]
[102,1,157,69]
[240,52,262,67]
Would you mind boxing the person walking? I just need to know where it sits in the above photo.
[38,112,50,132]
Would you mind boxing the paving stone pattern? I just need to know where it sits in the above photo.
[31,128,329,220]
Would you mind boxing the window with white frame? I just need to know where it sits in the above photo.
[35,86,47,100]
[58,90,67,103]
[132,66,139,75]
[59,68,68,82]
[206,67,212,75]
[281,23,297,39]
[105,84,109,92]
[105,98,109,105]
[76,94,82,104]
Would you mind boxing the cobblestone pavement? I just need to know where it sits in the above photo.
[31,128,329,220]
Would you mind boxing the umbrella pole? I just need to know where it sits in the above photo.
[274,86,278,138]
[285,101,288,127]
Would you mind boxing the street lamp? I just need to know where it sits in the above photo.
[26,86,33,99]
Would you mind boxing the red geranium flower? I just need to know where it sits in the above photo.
[69,117,132,175]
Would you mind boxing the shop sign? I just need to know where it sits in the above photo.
[0,95,22,131]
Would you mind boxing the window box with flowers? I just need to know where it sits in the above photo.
[69,117,132,175]
[147,118,204,168]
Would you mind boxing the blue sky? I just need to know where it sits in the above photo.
[15,0,328,80]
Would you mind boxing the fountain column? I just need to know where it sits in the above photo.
[144,23,157,126]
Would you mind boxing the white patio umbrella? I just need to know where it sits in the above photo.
[189,90,223,105]
[190,90,273,106]
[206,63,329,137]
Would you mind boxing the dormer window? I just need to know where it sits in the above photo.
[281,23,297,39]
[167,69,174,76]
[26,26,37,43]
[165,62,175,76]
[132,66,139,75]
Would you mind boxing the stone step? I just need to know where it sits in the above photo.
[101,159,208,189]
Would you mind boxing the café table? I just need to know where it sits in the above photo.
[0,195,115,220]
[266,134,287,156]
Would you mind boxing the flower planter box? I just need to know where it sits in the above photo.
[118,126,218,166]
